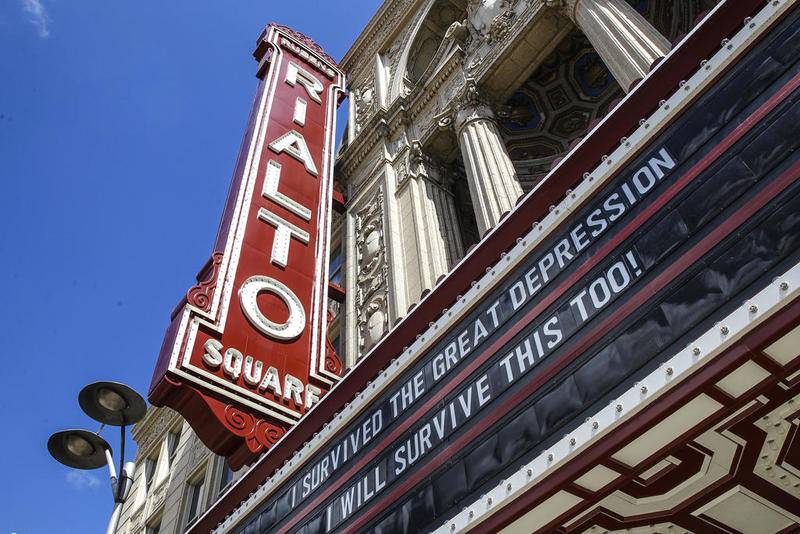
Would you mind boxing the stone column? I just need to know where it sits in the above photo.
[396,142,464,303]
[454,99,523,237]
[411,166,463,276]
[565,0,670,91]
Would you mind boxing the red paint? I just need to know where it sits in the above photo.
[149,24,345,469]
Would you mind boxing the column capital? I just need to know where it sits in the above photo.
[452,78,523,235]
[454,101,496,134]
[437,78,500,134]
[544,0,579,21]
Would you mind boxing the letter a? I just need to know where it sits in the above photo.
[269,131,319,176]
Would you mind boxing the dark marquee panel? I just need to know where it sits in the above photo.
[186,2,800,533]
[222,7,800,534]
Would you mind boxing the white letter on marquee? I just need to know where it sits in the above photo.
[239,275,306,340]
[293,97,307,126]
[258,208,310,268]
[269,130,319,176]
[262,160,312,221]
[202,339,223,368]
[223,348,243,380]
[285,61,323,103]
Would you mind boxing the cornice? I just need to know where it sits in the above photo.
[338,48,463,176]
[338,0,560,187]
[338,115,389,177]
[340,0,424,79]
[132,406,182,447]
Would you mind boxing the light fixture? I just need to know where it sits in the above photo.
[47,429,111,470]
[49,381,145,534]
[78,381,147,427]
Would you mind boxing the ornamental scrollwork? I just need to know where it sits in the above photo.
[353,79,376,136]
[223,405,285,455]
[466,0,516,45]
[354,188,389,353]
[324,310,343,375]
[186,252,223,312]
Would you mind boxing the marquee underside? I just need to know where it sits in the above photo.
[463,281,800,534]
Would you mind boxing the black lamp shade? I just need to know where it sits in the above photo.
[47,429,111,470]
[78,381,147,426]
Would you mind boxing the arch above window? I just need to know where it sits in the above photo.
[393,0,469,99]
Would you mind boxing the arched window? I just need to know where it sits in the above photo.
[406,0,468,85]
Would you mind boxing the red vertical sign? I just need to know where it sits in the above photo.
[149,24,345,469]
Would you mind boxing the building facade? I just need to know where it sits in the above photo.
[122,0,800,532]
[334,0,711,368]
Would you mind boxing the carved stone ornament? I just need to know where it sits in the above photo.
[353,80,376,134]
[436,108,455,130]
[128,509,144,534]
[437,77,499,134]
[444,20,470,46]
[488,1,514,43]
[467,0,515,44]
[354,188,389,352]
[135,409,175,455]
[410,140,427,176]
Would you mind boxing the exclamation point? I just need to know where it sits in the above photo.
[625,250,643,276]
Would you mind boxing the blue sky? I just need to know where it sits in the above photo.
[0,1,378,531]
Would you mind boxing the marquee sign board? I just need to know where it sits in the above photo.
[149,24,345,469]
[218,6,800,532]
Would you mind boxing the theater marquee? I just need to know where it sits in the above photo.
[149,24,345,469]
[188,1,800,532]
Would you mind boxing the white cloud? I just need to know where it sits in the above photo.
[20,0,50,38]
[65,470,102,490]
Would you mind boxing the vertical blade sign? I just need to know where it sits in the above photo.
[149,24,345,469]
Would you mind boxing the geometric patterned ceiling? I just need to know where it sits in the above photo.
[500,0,718,191]
[499,29,623,167]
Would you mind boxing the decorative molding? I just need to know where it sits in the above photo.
[270,23,339,70]
[466,0,516,45]
[133,407,182,457]
[187,252,224,312]
[352,77,377,137]
[127,508,144,534]
[341,0,421,82]
[223,405,286,456]
[354,187,389,354]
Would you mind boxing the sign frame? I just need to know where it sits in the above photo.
[149,23,346,468]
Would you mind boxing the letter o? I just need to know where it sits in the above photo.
[607,262,630,293]
[589,278,611,309]
[239,275,306,340]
